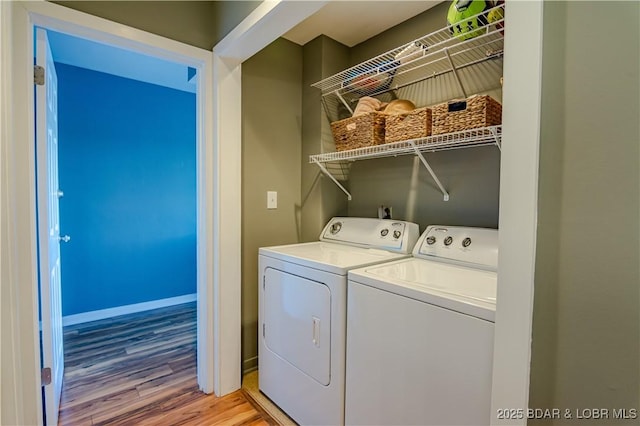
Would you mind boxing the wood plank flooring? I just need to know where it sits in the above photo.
[58,302,274,426]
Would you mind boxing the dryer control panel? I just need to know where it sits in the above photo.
[414,225,498,270]
[320,217,419,254]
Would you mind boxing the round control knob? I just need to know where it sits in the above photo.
[426,236,436,245]
[393,230,401,239]
[330,222,342,234]
[462,237,472,248]
[444,236,453,246]
[380,229,389,237]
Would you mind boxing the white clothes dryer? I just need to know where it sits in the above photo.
[346,225,498,426]
[258,217,419,426]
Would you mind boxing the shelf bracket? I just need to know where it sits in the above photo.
[311,157,352,201]
[490,126,502,152]
[443,48,468,99]
[334,90,353,116]
[409,141,450,201]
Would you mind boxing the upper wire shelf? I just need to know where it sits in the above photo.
[311,4,505,100]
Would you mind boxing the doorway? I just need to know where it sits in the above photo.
[48,30,198,325]
[37,29,199,424]
[35,28,197,423]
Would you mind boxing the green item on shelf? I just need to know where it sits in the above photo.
[447,0,490,41]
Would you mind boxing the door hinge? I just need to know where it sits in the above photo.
[262,323,265,338]
[263,277,265,290]
[41,367,52,386]
[34,65,45,86]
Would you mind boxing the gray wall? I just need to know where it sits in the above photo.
[346,1,500,231]
[347,149,500,229]
[301,36,350,242]
[241,38,303,372]
[52,1,260,49]
[349,1,450,65]
[530,1,640,422]
[211,1,262,47]
[529,1,566,415]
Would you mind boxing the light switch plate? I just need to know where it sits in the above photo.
[267,191,277,209]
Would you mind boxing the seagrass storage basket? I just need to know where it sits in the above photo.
[385,107,432,143]
[432,95,502,135]
[330,112,386,151]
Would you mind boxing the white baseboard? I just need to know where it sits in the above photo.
[243,356,258,375]
[62,293,197,326]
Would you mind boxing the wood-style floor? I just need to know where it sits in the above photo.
[58,302,274,426]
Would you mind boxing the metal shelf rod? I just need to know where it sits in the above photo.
[336,52,503,103]
[409,141,450,201]
[311,157,352,201]
[490,126,502,152]
[443,47,467,98]
[335,90,353,115]
[393,53,502,93]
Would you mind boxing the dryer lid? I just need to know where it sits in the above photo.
[260,241,409,276]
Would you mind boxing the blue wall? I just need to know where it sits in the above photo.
[56,63,196,316]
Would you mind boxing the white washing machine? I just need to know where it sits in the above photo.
[258,217,419,426]
[346,225,498,426]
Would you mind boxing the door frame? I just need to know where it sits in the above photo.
[4,2,216,424]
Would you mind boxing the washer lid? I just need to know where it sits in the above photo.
[259,241,409,276]
[349,257,497,321]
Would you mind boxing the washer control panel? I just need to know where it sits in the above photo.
[414,225,498,269]
[321,217,419,254]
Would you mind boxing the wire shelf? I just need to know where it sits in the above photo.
[311,4,505,100]
[309,5,505,201]
[309,125,502,164]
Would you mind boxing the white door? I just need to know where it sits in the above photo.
[36,27,65,426]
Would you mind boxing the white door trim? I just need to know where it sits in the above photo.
[4,2,215,423]
[209,0,328,396]
[491,1,543,423]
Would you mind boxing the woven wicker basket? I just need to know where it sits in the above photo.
[385,107,432,143]
[330,112,386,151]
[432,95,502,135]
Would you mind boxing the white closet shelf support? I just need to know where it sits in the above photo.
[309,125,502,201]
[311,157,352,201]
[409,141,450,201]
